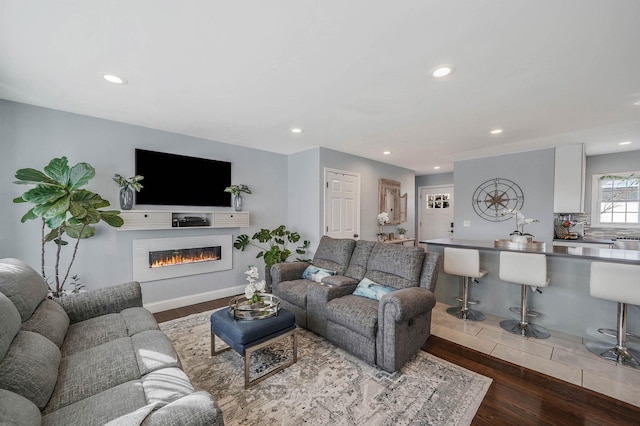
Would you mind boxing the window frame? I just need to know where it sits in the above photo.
[591,171,640,228]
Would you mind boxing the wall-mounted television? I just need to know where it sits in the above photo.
[135,149,232,207]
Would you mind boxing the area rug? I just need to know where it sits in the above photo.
[159,311,492,426]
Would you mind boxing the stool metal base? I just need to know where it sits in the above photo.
[447,306,486,321]
[598,328,640,341]
[500,319,550,339]
[586,341,640,368]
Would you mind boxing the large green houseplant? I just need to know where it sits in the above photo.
[13,157,124,296]
[233,225,310,285]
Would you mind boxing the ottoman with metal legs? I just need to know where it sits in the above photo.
[210,307,297,388]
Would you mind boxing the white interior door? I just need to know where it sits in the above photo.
[324,169,360,239]
[419,185,454,243]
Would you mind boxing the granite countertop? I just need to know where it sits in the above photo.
[423,238,640,264]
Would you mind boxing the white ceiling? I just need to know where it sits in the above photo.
[1,1,639,175]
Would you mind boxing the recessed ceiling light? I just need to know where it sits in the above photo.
[434,166,441,170]
[102,74,127,84]
[619,141,632,145]
[383,151,391,155]
[290,128,303,133]
[490,129,503,135]
[430,65,455,78]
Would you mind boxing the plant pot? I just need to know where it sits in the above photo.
[119,187,134,210]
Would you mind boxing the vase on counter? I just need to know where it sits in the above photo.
[119,186,134,210]
[233,194,243,212]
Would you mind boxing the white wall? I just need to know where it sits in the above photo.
[1,100,288,305]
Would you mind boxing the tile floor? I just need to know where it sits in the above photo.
[431,302,640,408]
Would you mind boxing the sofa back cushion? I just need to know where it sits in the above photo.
[0,331,61,409]
[419,251,443,293]
[312,236,356,275]
[364,244,425,290]
[0,293,22,359]
[22,299,70,348]
[0,258,48,322]
[344,240,376,281]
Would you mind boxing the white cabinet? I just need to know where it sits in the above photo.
[554,144,586,213]
[119,210,249,230]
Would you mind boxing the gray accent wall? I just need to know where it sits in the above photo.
[453,149,555,244]
[1,100,288,304]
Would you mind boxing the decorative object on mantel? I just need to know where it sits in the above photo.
[113,174,144,210]
[224,184,252,211]
[500,208,539,243]
[234,225,310,289]
[397,227,407,239]
[472,177,524,222]
[13,157,124,297]
[377,211,389,241]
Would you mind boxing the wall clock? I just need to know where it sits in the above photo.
[472,178,524,222]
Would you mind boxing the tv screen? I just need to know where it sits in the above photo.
[135,149,232,207]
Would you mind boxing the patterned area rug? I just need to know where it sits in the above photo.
[160,310,492,426]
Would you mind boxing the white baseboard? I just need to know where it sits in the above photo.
[143,285,244,313]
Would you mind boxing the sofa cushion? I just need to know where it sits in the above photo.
[0,331,61,409]
[121,307,161,336]
[353,278,396,301]
[22,299,70,348]
[312,236,356,275]
[302,265,336,282]
[132,330,181,375]
[0,292,21,359]
[45,337,140,414]
[42,380,147,426]
[0,258,48,321]
[344,240,376,281]
[276,279,311,308]
[141,367,196,408]
[60,313,127,357]
[0,389,42,426]
[326,294,379,340]
[365,244,425,290]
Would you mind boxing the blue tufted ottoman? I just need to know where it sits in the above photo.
[210,307,297,388]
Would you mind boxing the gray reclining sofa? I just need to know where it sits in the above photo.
[271,236,442,372]
[0,258,223,426]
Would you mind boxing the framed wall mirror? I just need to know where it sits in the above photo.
[379,178,406,225]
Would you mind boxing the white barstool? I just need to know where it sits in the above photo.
[499,251,550,338]
[586,262,640,368]
[444,247,487,321]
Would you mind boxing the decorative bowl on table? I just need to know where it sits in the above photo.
[229,293,281,320]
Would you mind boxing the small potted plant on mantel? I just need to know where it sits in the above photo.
[224,184,252,212]
[397,227,407,239]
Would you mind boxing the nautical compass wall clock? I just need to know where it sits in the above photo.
[472,178,524,222]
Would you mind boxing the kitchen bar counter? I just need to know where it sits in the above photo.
[425,238,640,264]
[422,238,640,339]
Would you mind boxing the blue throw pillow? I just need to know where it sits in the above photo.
[353,277,396,301]
[302,265,336,283]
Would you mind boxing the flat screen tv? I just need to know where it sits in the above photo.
[135,149,232,207]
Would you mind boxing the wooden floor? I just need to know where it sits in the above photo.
[154,299,640,425]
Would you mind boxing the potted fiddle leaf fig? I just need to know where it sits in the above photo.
[233,225,310,286]
[13,157,124,297]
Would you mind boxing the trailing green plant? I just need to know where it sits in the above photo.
[113,174,144,192]
[13,157,124,297]
[233,225,310,269]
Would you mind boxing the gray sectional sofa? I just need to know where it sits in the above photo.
[271,236,442,372]
[0,258,223,426]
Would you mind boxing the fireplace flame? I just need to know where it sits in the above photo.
[150,251,220,268]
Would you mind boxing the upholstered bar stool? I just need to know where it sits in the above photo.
[586,261,640,368]
[499,251,550,338]
[443,247,487,321]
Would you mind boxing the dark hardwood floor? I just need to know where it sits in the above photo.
[155,299,640,425]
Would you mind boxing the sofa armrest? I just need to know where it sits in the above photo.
[55,281,143,324]
[140,392,224,426]
[378,287,436,323]
[270,262,310,286]
[320,275,359,287]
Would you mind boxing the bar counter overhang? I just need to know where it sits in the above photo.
[424,238,640,339]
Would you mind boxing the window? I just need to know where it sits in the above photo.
[592,172,640,227]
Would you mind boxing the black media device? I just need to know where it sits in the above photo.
[135,149,232,207]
